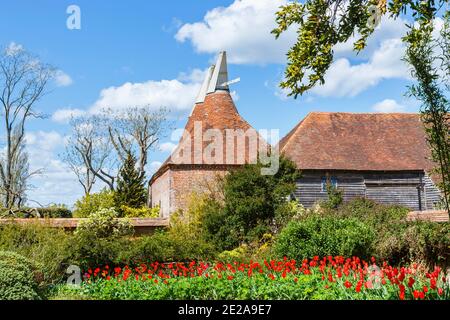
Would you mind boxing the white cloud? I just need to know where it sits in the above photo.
[89,69,205,114]
[307,16,412,97]
[176,1,412,97]
[159,142,177,153]
[52,69,207,122]
[55,70,73,87]
[334,16,408,59]
[148,161,162,174]
[177,68,208,83]
[308,16,450,98]
[26,159,83,207]
[5,42,24,56]
[51,108,86,123]
[311,38,409,97]
[372,99,406,113]
[25,131,65,153]
[175,0,295,64]
[230,90,239,101]
[274,86,290,101]
[24,131,87,207]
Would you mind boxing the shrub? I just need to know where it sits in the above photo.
[202,156,301,250]
[321,198,449,266]
[0,251,41,300]
[0,222,72,287]
[121,205,160,218]
[165,194,216,260]
[273,201,306,233]
[128,232,215,264]
[200,198,234,250]
[37,206,72,218]
[375,221,450,267]
[274,215,375,260]
[321,184,343,209]
[170,194,210,237]
[217,245,251,263]
[73,189,115,218]
[73,208,133,268]
[327,198,409,225]
[126,231,176,263]
[124,193,218,264]
[300,198,448,267]
[76,208,133,238]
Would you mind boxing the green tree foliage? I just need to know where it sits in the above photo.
[73,208,133,268]
[0,222,72,287]
[202,156,301,250]
[272,0,447,97]
[274,216,375,260]
[75,208,133,239]
[273,198,449,266]
[0,251,41,300]
[404,14,450,213]
[323,183,344,209]
[273,0,450,215]
[73,188,115,218]
[113,152,147,214]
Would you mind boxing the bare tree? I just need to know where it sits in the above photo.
[62,135,96,196]
[9,127,30,207]
[63,106,169,194]
[0,44,54,208]
[105,106,169,179]
[64,115,116,192]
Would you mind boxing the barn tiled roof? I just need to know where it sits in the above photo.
[280,112,434,171]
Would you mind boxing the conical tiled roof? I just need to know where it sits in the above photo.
[151,52,262,181]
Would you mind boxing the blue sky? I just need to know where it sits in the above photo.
[0,0,425,206]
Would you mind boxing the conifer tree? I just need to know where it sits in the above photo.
[114,152,147,212]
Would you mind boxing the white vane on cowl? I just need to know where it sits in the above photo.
[221,77,241,87]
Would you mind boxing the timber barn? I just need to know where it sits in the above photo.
[279,112,442,211]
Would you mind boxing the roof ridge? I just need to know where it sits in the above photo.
[308,111,420,115]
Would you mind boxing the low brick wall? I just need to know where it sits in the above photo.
[0,217,170,235]
[407,210,449,223]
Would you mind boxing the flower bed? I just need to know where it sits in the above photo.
[56,256,450,300]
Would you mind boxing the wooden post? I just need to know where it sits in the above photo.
[417,174,423,211]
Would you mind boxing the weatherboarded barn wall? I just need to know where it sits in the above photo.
[280,113,443,211]
[294,170,441,211]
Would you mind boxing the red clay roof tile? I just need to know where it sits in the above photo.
[280,112,434,171]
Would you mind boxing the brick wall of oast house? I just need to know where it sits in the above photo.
[151,165,240,217]
[171,167,230,213]
[150,169,172,218]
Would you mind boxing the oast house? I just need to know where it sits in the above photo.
[149,52,442,216]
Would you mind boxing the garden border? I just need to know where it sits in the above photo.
[0,217,170,235]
